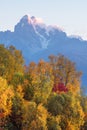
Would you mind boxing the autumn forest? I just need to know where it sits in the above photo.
[0,44,87,130]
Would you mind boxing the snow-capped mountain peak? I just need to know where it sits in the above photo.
[20,15,43,25]
[31,16,43,24]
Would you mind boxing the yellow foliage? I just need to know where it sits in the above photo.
[22,102,47,130]
[67,81,80,94]
[0,77,14,116]
[66,121,75,130]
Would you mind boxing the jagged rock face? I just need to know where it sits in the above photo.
[0,15,87,89]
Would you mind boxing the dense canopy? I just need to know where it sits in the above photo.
[0,45,87,130]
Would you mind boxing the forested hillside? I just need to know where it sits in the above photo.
[1,15,87,87]
[0,45,87,130]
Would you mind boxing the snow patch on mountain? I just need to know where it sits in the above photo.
[21,15,43,25]
[19,15,49,48]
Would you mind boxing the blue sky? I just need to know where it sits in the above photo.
[0,0,87,39]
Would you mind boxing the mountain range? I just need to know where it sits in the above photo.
[0,15,87,89]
